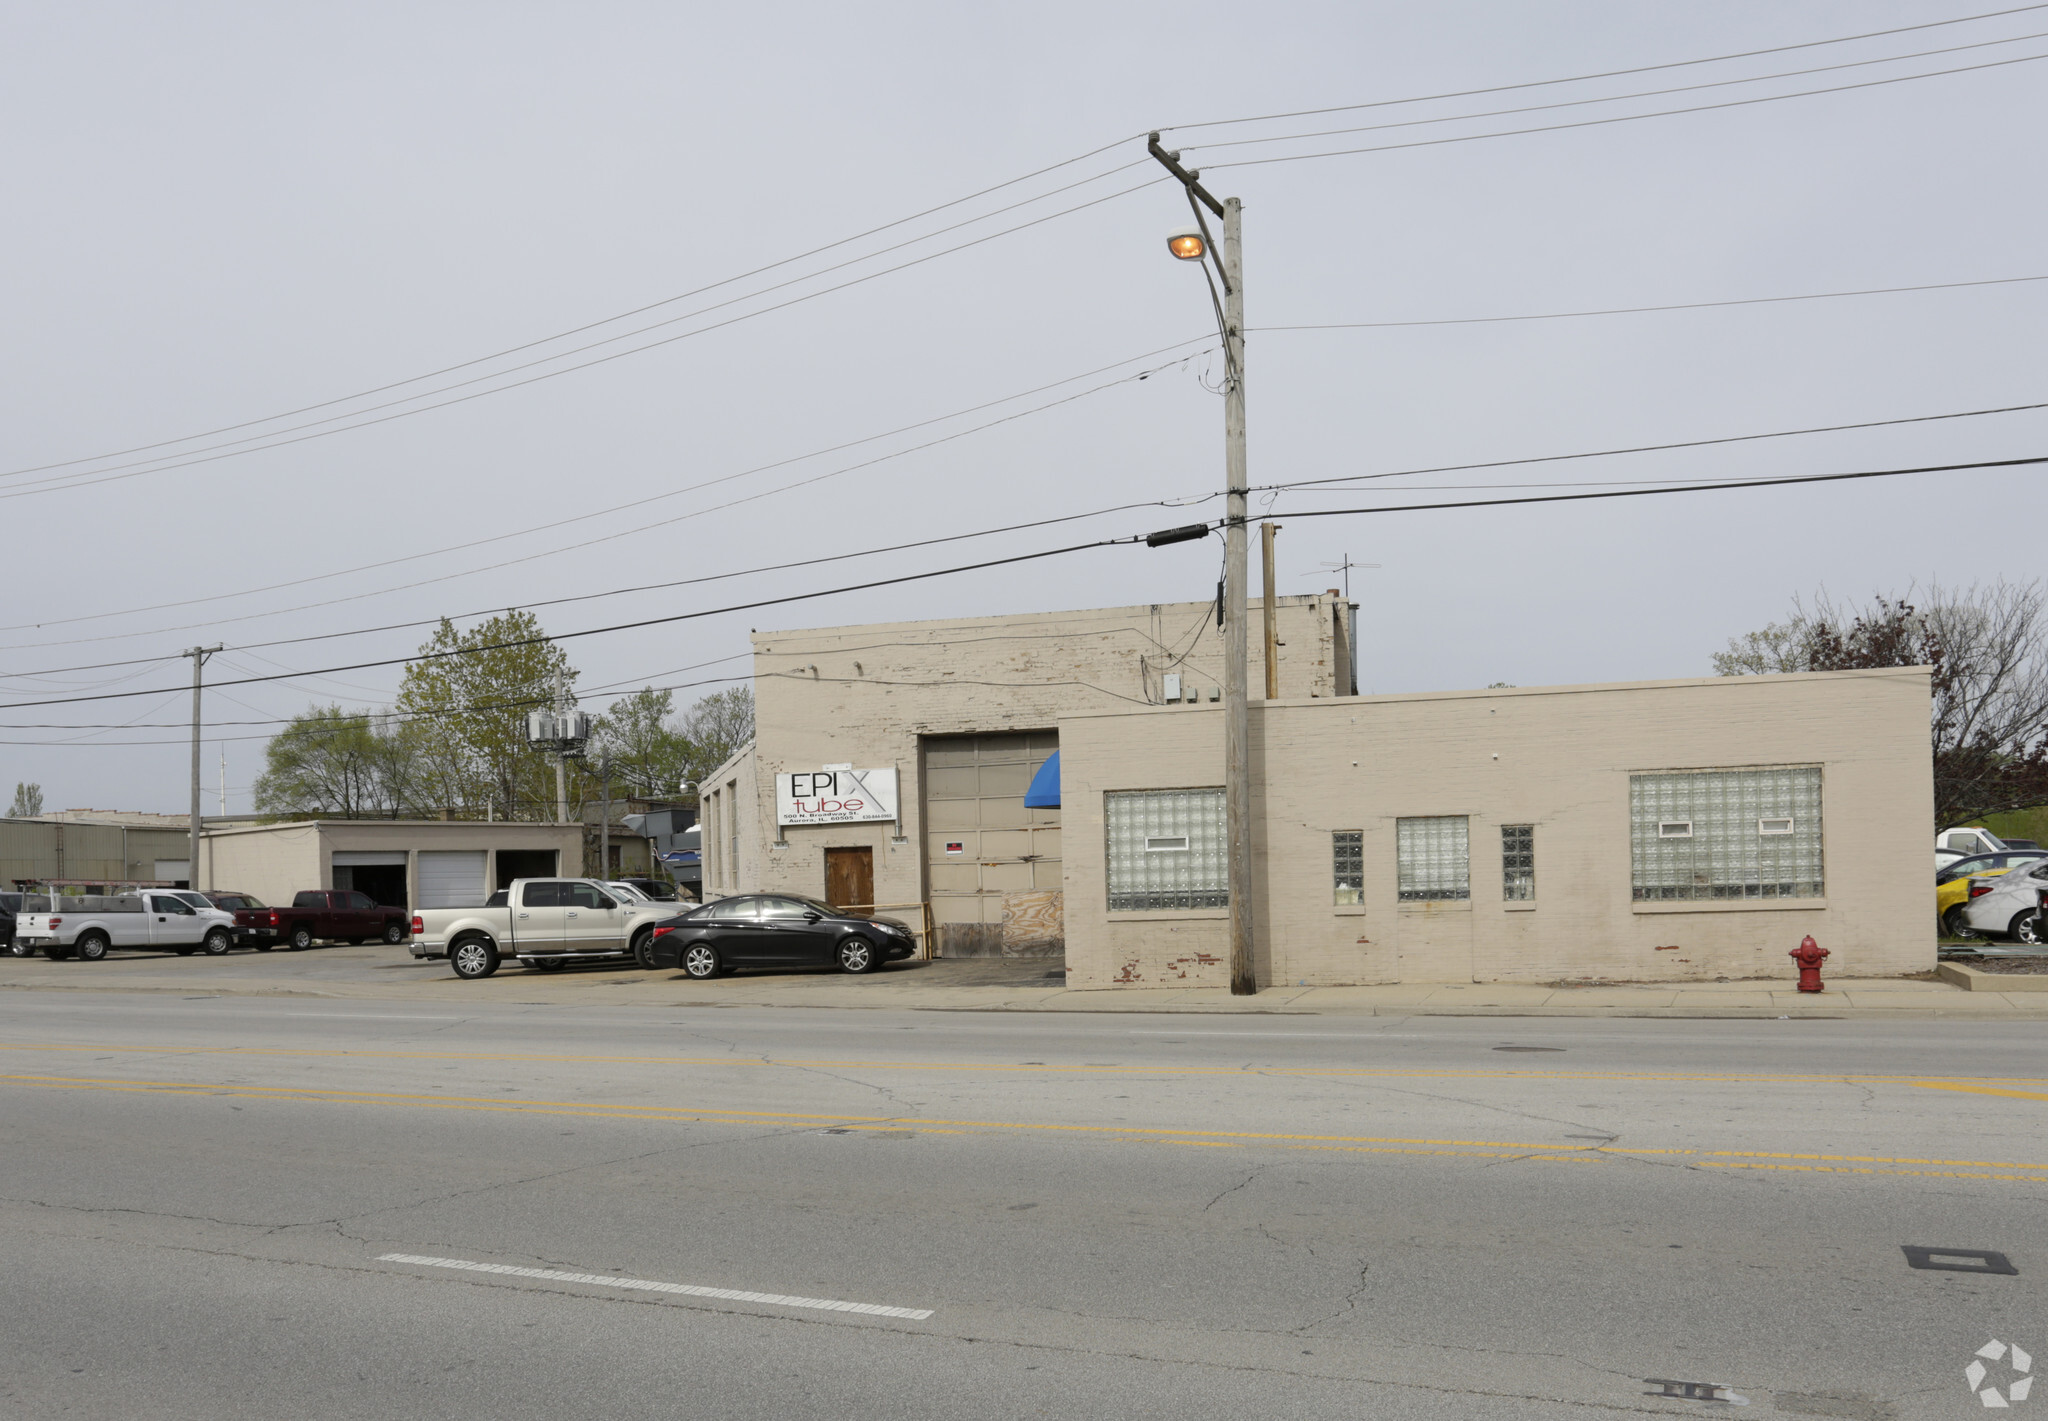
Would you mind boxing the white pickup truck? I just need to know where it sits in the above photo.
[409,877,678,979]
[14,890,240,960]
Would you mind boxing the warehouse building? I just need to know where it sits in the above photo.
[702,593,1357,955]
[199,819,585,912]
[701,592,1932,984]
[1,815,194,890]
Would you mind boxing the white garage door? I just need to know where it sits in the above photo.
[417,850,488,909]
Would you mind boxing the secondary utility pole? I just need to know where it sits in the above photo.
[184,645,222,889]
[554,669,571,826]
[1261,521,1281,701]
[1148,134,1255,996]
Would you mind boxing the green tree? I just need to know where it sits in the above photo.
[1715,582,2048,828]
[9,782,44,818]
[393,612,574,820]
[680,685,754,784]
[591,687,693,799]
[252,708,411,818]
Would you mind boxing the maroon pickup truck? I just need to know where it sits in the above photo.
[249,890,410,950]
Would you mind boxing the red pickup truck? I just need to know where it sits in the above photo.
[247,890,411,950]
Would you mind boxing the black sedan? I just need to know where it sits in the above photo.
[646,893,917,977]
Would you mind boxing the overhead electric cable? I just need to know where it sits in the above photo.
[4,452,2041,716]
[2,172,1168,502]
[0,536,1146,712]
[1253,399,2048,494]
[1203,50,2048,170]
[1159,2,2048,131]
[1180,27,2048,153]
[0,337,1211,643]
[1267,454,2047,521]
[1253,274,2048,332]
[1,134,1148,482]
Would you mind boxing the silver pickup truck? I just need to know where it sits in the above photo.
[409,877,676,979]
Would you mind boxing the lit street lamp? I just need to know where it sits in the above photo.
[1147,133,1255,996]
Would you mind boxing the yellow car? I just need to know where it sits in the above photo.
[1938,852,2047,937]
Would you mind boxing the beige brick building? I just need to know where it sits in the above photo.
[700,594,1357,953]
[700,596,1932,985]
[1060,669,1932,986]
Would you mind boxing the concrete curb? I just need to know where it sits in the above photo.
[1937,962,2048,992]
[7,975,2048,1019]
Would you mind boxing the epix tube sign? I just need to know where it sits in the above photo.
[776,768,899,825]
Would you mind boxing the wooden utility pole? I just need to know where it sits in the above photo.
[1148,135,1256,996]
[183,645,222,889]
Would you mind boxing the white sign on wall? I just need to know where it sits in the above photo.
[776,768,899,826]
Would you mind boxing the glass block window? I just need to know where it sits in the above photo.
[1397,816,1469,901]
[1333,830,1363,905]
[1107,788,1227,910]
[1502,825,1534,901]
[1630,768,1823,901]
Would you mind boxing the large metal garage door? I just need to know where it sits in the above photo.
[923,731,1060,957]
[417,850,487,909]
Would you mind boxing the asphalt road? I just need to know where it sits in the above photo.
[1,994,2041,1419]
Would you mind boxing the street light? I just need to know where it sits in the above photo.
[1147,132,1255,997]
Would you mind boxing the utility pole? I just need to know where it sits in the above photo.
[598,755,612,882]
[1261,521,1281,701]
[219,745,227,817]
[553,669,570,826]
[1147,134,1255,996]
[1310,556,1378,698]
[184,645,222,889]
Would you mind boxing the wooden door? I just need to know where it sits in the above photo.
[824,847,874,915]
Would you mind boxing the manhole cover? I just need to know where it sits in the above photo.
[1903,1246,2017,1275]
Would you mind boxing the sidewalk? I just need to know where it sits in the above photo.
[4,950,2045,1017]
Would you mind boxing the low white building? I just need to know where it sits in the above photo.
[200,819,584,911]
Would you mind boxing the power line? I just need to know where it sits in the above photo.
[1178,27,2048,154]
[1266,454,2047,521]
[1159,2,2048,131]
[1252,399,2048,495]
[7,450,2042,718]
[0,337,1209,645]
[6,390,2037,682]
[0,134,1147,484]
[0,536,1146,712]
[1,171,1167,503]
[0,486,1217,679]
[1204,50,2048,171]
[1252,274,2048,332]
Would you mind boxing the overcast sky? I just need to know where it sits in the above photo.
[3,1,2043,814]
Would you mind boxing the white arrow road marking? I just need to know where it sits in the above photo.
[377,1253,934,1320]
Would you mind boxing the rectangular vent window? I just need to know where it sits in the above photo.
[1658,821,1694,839]
[1758,817,1795,836]
[1145,836,1190,853]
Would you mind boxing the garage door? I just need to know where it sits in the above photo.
[923,731,1060,956]
[417,850,487,909]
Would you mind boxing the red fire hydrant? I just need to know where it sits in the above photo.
[1789,934,1829,993]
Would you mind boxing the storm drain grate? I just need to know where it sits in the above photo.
[1902,1245,2017,1275]
[1644,1378,1747,1404]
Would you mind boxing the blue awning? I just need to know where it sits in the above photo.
[1023,751,1060,809]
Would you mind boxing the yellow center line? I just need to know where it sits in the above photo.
[1,1042,2045,1090]
[7,1071,2047,1184]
